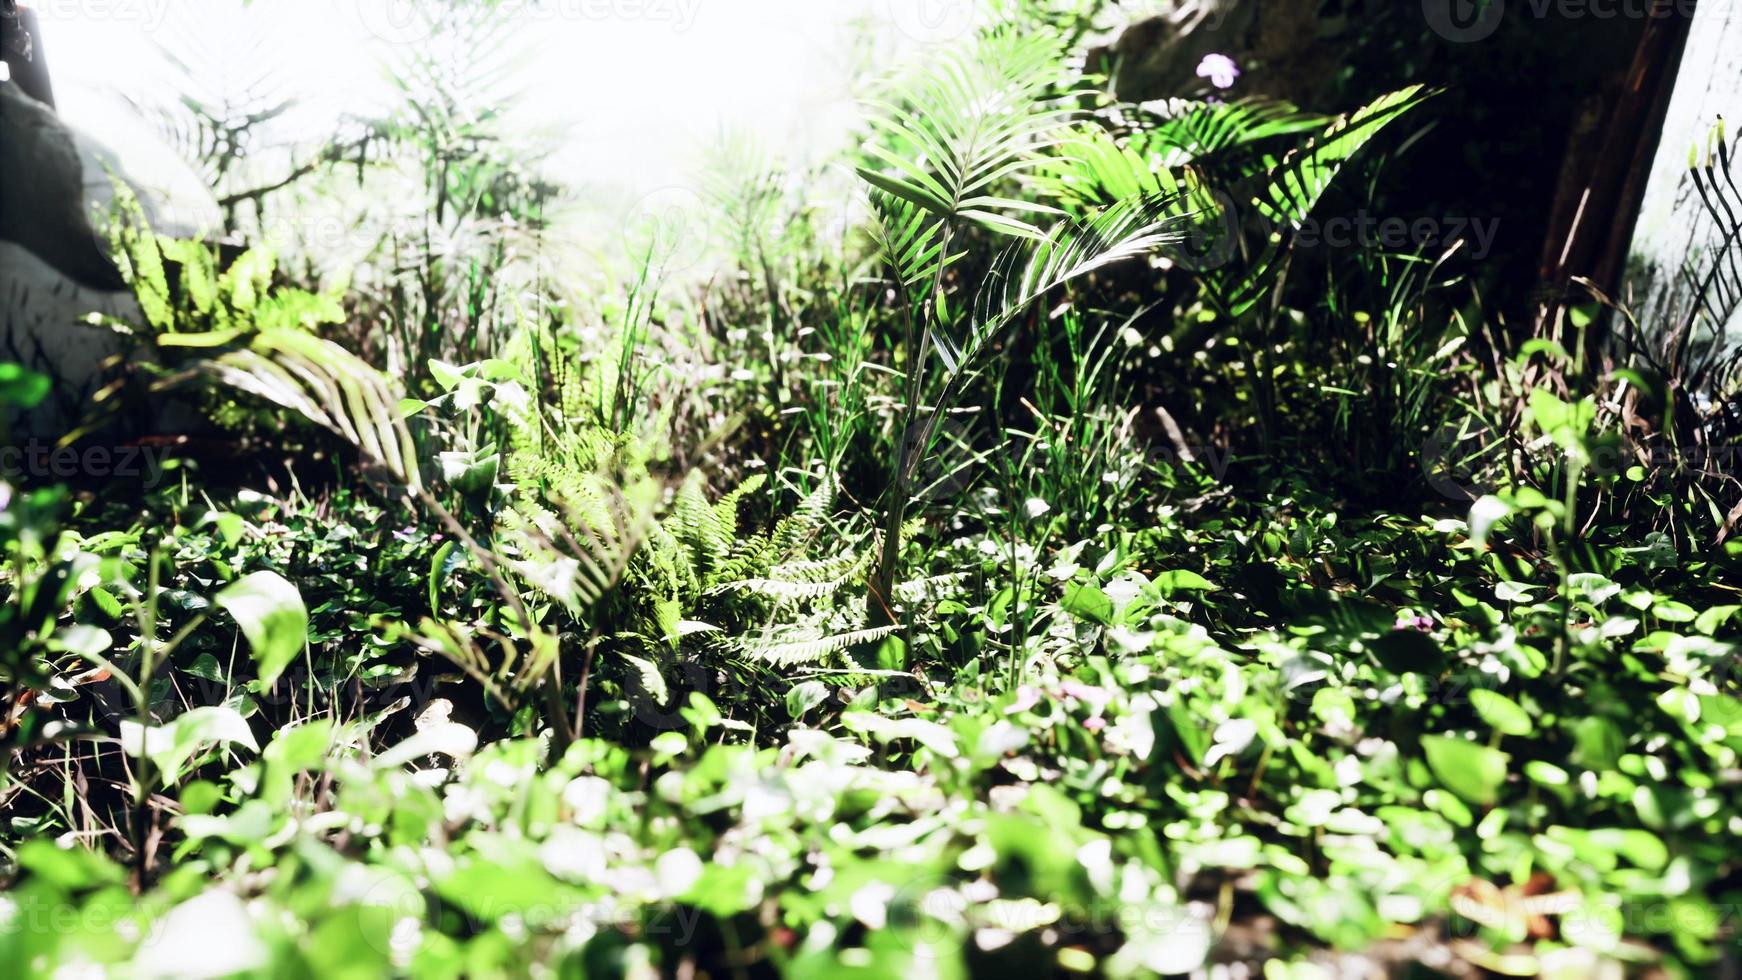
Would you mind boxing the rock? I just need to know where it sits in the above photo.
[0,79,122,290]
[1088,0,1343,106]
[1,77,221,438]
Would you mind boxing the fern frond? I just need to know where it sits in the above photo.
[768,551,867,584]
[769,475,837,556]
[895,573,971,604]
[739,625,901,667]
[707,577,849,602]
[711,474,767,534]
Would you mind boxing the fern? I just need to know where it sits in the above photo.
[103,207,425,493]
[856,34,1203,623]
[736,625,903,668]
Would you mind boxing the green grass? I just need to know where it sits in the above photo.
[2,4,1740,978]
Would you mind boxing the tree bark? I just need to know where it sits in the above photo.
[1,4,56,109]
[1622,0,1742,351]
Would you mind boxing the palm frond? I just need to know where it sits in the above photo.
[953,191,1194,371]
[1201,85,1436,318]
[866,190,951,305]
[1253,85,1435,229]
[1024,124,1201,211]
[1125,98,1331,167]
[857,30,1078,239]
[200,331,422,493]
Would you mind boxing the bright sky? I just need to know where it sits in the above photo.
[29,0,985,194]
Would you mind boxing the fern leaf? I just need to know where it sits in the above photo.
[741,625,901,667]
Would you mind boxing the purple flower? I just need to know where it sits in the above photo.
[1196,53,1241,90]
[1394,614,1434,632]
[1059,680,1111,708]
[1006,685,1041,714]
[392,526,420,544]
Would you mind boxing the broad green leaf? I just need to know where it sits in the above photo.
[1468,689,1533,736]
[1421,735,1508,806]
[786,680,830,720]
[842,712,959,758]
[375,722,478,769]
[1571,716,1625,771]
[121,706,260,781]
[264,719,336,774]
[215,571,308,689]
[429,539,458,611]
[1694,604,1741,636]
[181,653,225,682]
[1061,583,1115,625]
[0,362,50,409]
[1151,569,1217,594]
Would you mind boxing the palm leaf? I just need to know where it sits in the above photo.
[1125,98,1331,167]
[201,330,424,493]
[1203,85,1437,318]
[856,30,1078,239]
[949,191,1195,372]
[1254,85,1435,229]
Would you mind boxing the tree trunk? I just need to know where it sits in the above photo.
[1,4,56,108]
[1622,0,1742,351]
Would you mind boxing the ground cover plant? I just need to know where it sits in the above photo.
[2,2,1741,978]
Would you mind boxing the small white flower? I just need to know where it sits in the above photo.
[850,881,896,930]
[1024,497,1051,519]
[656,848,704,899]
[1196,53,1241,90]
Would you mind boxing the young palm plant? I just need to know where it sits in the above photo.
[854,31,1214,626]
